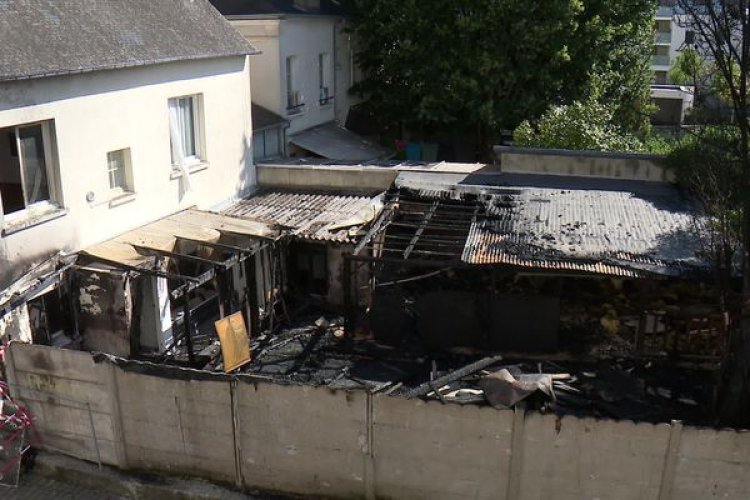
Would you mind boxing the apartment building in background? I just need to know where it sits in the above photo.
[650,0,694,125]
[210,0,388,162]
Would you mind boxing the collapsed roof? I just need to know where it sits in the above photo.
[354,171,707,278]
[0,0,258,82]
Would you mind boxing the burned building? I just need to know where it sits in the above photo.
[345,170,720,361]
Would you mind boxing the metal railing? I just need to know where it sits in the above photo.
[652,54,671,66]
[655,31,672,44]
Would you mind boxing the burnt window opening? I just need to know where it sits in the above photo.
[0,121,60,217]
[27,285,76,348]
[289,243,328,297]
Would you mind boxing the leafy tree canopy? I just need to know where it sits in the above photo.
[347,0,656,141]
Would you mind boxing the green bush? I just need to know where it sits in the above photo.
[513,100,645,152]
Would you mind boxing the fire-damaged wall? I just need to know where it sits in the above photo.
[415,291,560,351]
[76,269,133,357]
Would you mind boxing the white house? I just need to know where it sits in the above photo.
[211,0,388,161]
[0,0,258,291]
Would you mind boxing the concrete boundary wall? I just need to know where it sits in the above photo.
[495,146,675,183]
[256,164,397,192]
[5,343,750,500]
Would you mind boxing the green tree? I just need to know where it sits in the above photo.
[675,0,750,425]
[669,47,740,105]
[513,100,645,152]
[347,0,657,158]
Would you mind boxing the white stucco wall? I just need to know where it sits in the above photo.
[231,15,360,139]
[0,56,254,287]
[234,19,282,114]
[279,17,336,135]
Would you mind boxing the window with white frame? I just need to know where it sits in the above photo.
[253,129,283,161]
[168,94,204,167]
[0,120,60,218]
[106,148,133,194]
[286,56,303,114]
[318,52,332,105]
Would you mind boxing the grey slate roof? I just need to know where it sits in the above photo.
[252,104,289,131]
[0,0,259,82]
[209,0,346,17]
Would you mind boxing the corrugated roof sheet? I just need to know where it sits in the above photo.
[385,171,707,278]
[83,209,277,267]
[0,0,258,82]
[289,122,392,162]
[223,190,383,243]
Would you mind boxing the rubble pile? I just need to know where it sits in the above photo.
[201,315,717,426]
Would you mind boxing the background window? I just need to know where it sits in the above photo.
[168,95,203,165]
[107,148,133,193]
[318,52,332,105]
[286,56,302,113]
[0,121,59,216]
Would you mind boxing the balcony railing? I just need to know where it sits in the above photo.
[652,54,670,66]
[656,5,673,18]
[655,31,672,44]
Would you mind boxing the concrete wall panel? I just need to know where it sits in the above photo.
[115,370,235,482]
[237,381,368,498]
[519,413,669,500]
[673,427,750,500]
[6,343,120,466]
[373,396,513,500]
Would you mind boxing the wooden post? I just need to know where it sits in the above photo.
[182,289,195,366]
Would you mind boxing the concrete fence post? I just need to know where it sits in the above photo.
[3,342,19,398]
[229,378,244,487]
[107,362,128,468]
[506,406,526,500]
[364,392,376,500]
[658,420,683,500]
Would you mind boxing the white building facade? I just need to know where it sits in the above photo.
[0,0,258,290]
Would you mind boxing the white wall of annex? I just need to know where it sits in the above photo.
[0,56,254,279]
[280,16,336,135]
[233,19,282,115]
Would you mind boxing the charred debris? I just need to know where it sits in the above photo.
[0,172,728,425]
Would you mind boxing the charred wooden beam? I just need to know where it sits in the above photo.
[404,355,504,399]
[404,201,438,260]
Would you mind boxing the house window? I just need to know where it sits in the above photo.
[318,52,333,105]
[168,94,204,167]
[0,121,60,218]
[253,129,283,161]
[286,56,303,114]
[107,148,133,194]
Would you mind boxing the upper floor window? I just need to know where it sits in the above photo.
[107,148,133,194]
[168,94,205,167]
[0,120,61,219]
[318,52,333,106]
[286,56,304,115]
